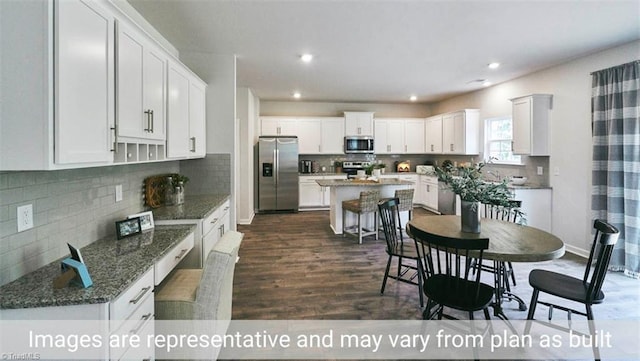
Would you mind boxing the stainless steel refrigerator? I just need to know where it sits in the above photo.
[258,136,299,212]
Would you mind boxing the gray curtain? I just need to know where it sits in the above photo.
[591,60,640,279]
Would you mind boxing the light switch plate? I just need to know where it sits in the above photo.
[17,204,34,232]
[115,184,123,202]
[537,166,543,175]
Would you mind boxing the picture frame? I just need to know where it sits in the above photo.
[127,211,154,232]
[67,243,85,264]
[116,217,142,240]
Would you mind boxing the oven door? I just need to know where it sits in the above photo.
[344,136,374,153]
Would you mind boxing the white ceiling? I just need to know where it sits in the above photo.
[127,0,640,104]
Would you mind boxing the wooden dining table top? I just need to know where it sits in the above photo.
[408,215,565,262]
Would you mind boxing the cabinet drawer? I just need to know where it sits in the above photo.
[154,232,195,285]
[111,294,154,360]
[203,222,221,259]
[110,267,154,327]
[202,208,221,237]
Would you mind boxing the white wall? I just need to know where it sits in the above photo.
[236,87,258,224]
[260,101,431,117]
[431,40,640,255]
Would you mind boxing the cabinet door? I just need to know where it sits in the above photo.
[512,96,532,155]
[321,118,344,154]
[345,112,373,135]
[189,81,206,157]
[297,119,322,154]
[55,0,114,164]
[116,23,144,139]
[426,181,438,210]
[425,116,443,153]
[299,179,323,207]
[261,118,280,135]
[442,112,464,154]
[144,44,167,141]
[374,119,389,154]
[388,119,405,153]
[166,63,190,158]
[404,119,424,153]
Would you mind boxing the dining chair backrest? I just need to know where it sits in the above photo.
[482,200,522,223]
[378,198,403,252]
[409,223,490,301]
[584,219,619,303]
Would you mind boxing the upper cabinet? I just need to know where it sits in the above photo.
[441,109,479,155]
[297,118,322,154]
[116,21,166,142]
[374,118,425,154]
[344,112,374,136]
[261,117,344,154]
[320,117,345,154]
[1,0,116,170]
[425,115,443,154]
[166,61,207,159]
[511,94,552,156]
[261,117,298,136]
[0,0,205,170]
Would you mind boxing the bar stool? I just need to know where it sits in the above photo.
[342,190,380,244]
[394,188,415,226]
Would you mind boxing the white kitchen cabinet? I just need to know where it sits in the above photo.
[511,94,552,156]
[374,118,405,154]
[1,0,116,170]
[425,115,443,154]
[261,117,298,136]
[442,109,479,155]
[420,175,439,211]
[320,117,345,154]
[513,188,552,232]
[344,111,374,136]
[189,80,207,157]
[297,118,322,154]
[167,60,207,159]
[299,175,347,209]
[116,21,166,142]
[404,118,426,153]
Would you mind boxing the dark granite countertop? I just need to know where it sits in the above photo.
[316,179,414,187]
[0,225,195,310]
[151,194,230,221]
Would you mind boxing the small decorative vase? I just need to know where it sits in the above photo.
[372,169,381,177]
[460,200,481,233]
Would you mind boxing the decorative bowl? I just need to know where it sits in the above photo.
[510,176,527,185]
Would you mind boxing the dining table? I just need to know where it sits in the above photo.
[407,215,565,320]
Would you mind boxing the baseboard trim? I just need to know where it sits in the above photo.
[564,244,589,259]
[237,212,255,225]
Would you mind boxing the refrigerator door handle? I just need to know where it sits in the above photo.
[275,149,280,185]
[273,149,277,186]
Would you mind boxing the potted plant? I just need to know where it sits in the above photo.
[435,161,523,233]
[334,161,343,174]
[166,174,189,205]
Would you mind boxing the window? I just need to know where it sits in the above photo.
[485,117,521,164]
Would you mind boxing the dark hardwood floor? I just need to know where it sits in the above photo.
[233,209,639,321]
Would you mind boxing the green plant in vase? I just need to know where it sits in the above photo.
[435,161,524,232]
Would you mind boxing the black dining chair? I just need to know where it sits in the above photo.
[378,198,424,307]
[474,200,523,290]
[525,219,619,360]
[409,223,494,320]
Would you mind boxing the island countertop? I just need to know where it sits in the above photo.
[316,179,414,187]
[0,225,195,310]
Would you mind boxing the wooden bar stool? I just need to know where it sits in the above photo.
[342,190,380,244]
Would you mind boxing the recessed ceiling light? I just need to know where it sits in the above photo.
[300,54,313,63]
[488,62,500,69]
[482,80,492,87]
[293,92,301,99]
[409,95,417,102]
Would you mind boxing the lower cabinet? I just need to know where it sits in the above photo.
[419,175,439,212]
[513,188,552,232]
[299,175,347,210]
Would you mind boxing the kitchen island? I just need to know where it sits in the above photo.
[316,178,414,234]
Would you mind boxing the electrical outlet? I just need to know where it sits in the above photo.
[554,167,560,176]
[115,184,123,202]
[17,204,34,232]
[537,166,543,175]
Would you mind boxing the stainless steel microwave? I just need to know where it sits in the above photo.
[344,136,374,153]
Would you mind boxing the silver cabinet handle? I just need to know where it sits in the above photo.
[130,313,152,334]
[318,144,321,152]
[430,144,434,152]
[210,218,219,224]
[144,110,152,132]
[129,286,151,304]
[190,137,196,152]
[511,141,514,151]
[175,248,188,260]
[150,110,154,133]
[450,144,454,152]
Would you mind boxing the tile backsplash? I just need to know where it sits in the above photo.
[179,153,231,195]
[0,162,179,286]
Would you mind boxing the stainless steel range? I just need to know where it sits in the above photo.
[341,161,372,178]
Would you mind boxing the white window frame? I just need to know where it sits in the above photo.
[485,117,522,165]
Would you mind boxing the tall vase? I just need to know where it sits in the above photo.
[460,200,481,233]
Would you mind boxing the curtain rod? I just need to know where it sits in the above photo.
[590,60,640,75]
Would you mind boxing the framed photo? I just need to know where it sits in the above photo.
[116,217,142,240]
[127,211,154,231]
